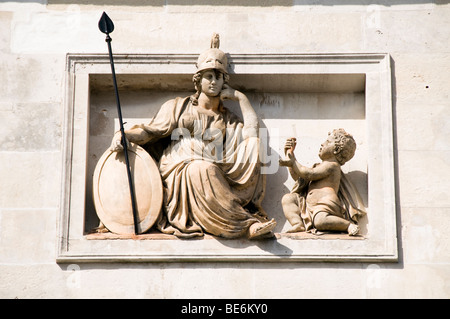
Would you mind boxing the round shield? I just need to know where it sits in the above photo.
[92,143,163,235]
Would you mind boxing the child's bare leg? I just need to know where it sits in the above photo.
[314,212,359,235]
[281,194,305,232]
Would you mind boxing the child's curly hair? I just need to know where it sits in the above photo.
[329,128,356,165]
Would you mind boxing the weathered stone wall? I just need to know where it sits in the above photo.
[0,1,449,298]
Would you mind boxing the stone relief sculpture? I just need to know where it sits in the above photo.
[94,34,276,239]
[279,129,367,236]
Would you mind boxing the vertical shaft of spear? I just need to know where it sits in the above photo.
[99,12,139,235]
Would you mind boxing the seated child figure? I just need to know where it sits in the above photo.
[279,129,365,236]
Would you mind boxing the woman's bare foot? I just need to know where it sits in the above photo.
[248,219,277,239]
[347,223,360,236]
[94,222,109,233]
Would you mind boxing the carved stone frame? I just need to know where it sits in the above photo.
[57,53,398,263]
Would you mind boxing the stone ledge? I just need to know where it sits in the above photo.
[85,231,365,241]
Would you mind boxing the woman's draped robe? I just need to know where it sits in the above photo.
[130,97,267,238]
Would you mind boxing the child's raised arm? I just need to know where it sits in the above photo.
[290,161,338,182]
[279,137,341,182]
[279,138,301,180]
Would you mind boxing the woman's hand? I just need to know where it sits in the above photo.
[110,131,129,152]
[220,84,240,101]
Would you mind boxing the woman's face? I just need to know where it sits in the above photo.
[200,70,224,97]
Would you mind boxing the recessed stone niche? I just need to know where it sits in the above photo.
[58,53,397,262]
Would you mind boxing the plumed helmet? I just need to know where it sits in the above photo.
[195,33,228,74]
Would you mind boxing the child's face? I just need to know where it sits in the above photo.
[319,136,336,160]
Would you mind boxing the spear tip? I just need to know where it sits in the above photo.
[98,11,114,34]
